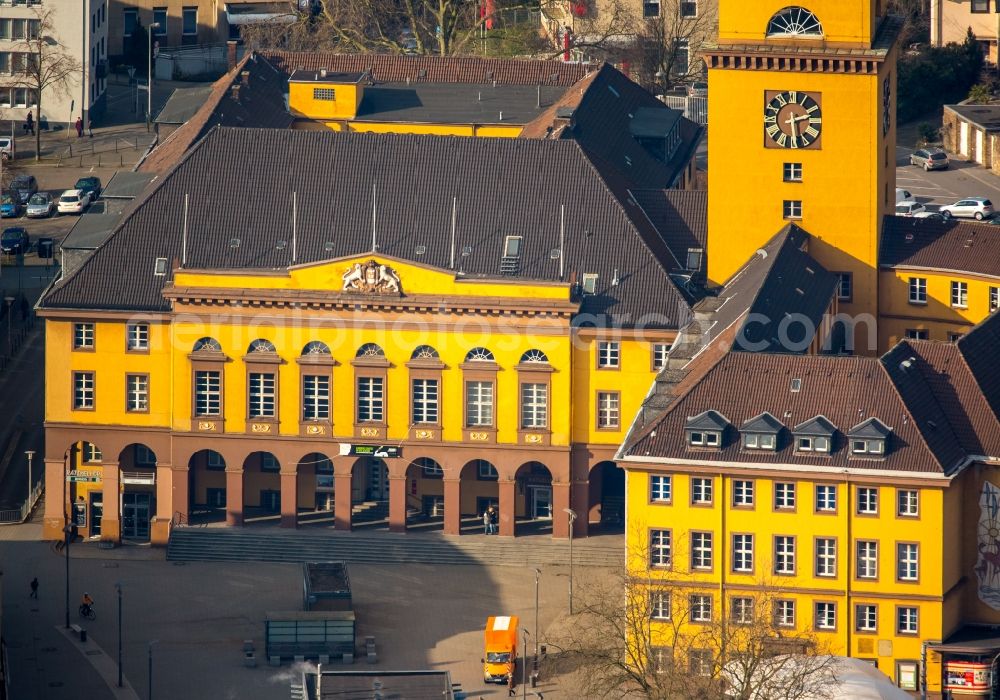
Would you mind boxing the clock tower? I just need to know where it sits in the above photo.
[705,1,901,350]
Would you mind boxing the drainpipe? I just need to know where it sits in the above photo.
[845,472,852,665]
[719,471,727,669]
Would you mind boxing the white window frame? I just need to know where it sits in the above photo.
[691,532,713,570]
[855,604,877,633]
[650,529,672,568]
[411,378,439,424]
[126,374,148,412]
[857,540,878,579]
[951,280,969,308]
[730,597,754,625]
[597,391,620,429]
[465,380,494,427]
[774,482,795,509]
[774,535,795,575]
[897,543,919,582]
[302,374,330,421]
[689,594,712,623]
[816,484,836,512]
[650,475,672,503]
[990,285,999,312]
[897,606,918,634]
[691,477,713,504]
[650,590,671,620]
[783,162,802,182]
[126,322,149,351]
[597,341,620,368]
[248,372,276,418]
[520,382,548,429]
[908,277,927,304]
[73,371,95,409]
[733,534,754,573]
[783,199,802,219]
[897,489,919,517]
[357,376,384,423]
[775,599,795,628]
[652,343,669,370]
[733,480,754,507]
[857,487,879,514]
[194,370,221,416]
[73,322,95,349]
[814,602,837,631]
[815,537,836,577]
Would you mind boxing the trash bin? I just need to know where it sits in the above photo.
[37,238,53,259]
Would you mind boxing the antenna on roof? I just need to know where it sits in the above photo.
[292,191,298,264]
[537,84,541,109]
[181,193,189,266]
[371,181,377,252]
[559,204,565,279]
[450,196,457,270]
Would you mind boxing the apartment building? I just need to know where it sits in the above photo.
[931,0,1000,62]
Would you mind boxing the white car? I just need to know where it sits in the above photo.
[895,201,926,217]
[895,188,915,204]
[939,197,994,221]
[57,189,91,215]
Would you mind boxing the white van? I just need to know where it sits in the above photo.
[895,188,914,204]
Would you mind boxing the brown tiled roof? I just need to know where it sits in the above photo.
[517,70,601,139]
[631,189,707,267]
[43,127,695,328]
[957,310,1000,417]
[262,51,592,86]
[137,53,292,174]
[880,216,1000,279]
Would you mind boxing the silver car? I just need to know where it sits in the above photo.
[25,191,54,218]
[909,148,949,171]
[939,197,994,220]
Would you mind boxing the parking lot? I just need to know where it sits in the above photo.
[895,144,1000,213]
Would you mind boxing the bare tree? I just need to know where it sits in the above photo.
[546,533,836,699]
[628,0,718,92]
[15,7,81,161]
[537,0,640,63]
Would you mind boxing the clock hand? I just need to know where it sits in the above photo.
[784,112,809,139]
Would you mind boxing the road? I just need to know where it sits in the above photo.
[895,144,1000,211]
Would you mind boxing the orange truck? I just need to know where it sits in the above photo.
[483,615,519,684]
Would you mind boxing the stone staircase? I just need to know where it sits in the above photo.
[166,527,625,568]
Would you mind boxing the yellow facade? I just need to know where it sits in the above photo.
[706,0,897,351]
[626,468,952,693]
[878,268,999,346]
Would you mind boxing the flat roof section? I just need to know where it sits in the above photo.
[289,69,366,84]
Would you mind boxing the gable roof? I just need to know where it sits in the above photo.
[686,410,730,431]
[262,51,592,86]
[793,416,837,436]
[880,216,1000,280]
[849,417,892,439]
[741,411,784,434]
[43,127,693,328]
[957,311,1000,419]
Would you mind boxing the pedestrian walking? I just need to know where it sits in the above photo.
[74,116,83,137]
[25,111,33,135]
[488,506,498,535]
[483,509,491,535]
[29,577,38,598]
[87,119,93,138]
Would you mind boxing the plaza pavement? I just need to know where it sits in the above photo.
[1,515,611,699]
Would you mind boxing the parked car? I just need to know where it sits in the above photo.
[0,194,21,218]
[74,176,102,200]
[909,148,950,171]
[0,226,28,254]
[939,197,994,220]
[10,174,37,204]
[895,201,926,217]
[57,189,91,215]
[913,211,946,221]
[895,188,915,204]
[0,137,13,160]
[25,191,55,218]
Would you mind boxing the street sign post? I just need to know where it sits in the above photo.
[66,469,100,483]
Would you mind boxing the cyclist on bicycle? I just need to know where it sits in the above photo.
[80,592,94,615]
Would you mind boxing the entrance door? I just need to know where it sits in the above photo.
[367,459,388,500]
[89,493,103,537]
[961,121,970,156]
[531,487,552,519]
[122,493,151,540]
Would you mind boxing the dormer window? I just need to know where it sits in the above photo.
[686,410,729,449]
[582,273,598,295]
[792,416,837,455]
[740,412,783,452]
[848,418,891,458]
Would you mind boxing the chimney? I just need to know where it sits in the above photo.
[240,70,250,86]
[226,40,238,72]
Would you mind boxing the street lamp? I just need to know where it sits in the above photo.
[522,628,530,700]
[25,449,34,508]
[62,521,71,629]
[147,23,160,130]
[563,508,576,615]
[115,581,123,687]
[4,295,14,358]
[533,567,540,672]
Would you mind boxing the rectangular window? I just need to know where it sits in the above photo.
[783,200,802,219]
[0,19,8,40]
[84,442,103,463]
[302,375,330,421]
[857,487,878,515]
[650,475,672,503]
[691,531,713,570]
[597,341,620,368]
[194,371,221,416]
[357,377,384,422]
[465,381,493,427]
[814,602,837,631]
[783,162,802,182]
[730,597,754,625]
[26,19,38,39]
[672,38,690,76]
[261,454,279,472]
[691,477,713,505]
[972,0,989,11]
[11,18,25,40]
[520,382,548,429]
[951,281,969,308]
[897,543,919,581]
[689,649,712,677]
[650,590,671,620]
[688,431,721,447]
[774,535,795,575]
[153,7,167,35]
[126,374,148,412]
[652,343,669,370]
[313,87,336,101]
[182,6,197,35]
[126,323,149,351]
[597,391,620,429]
[650,646,673,674]
[816,484,836,512]
[897,489,919,517]
[836,272,852,302]
[0,54,9,75]
[908,277,927,304]
[689,594,712,623]
[897,606,918,634]
[774,482,796,510]
[774,599,795,628]
[991,286,999,312]
[248,372,276,418]
[857,540,878,579]
[733,480,754,507]
[897,661,919,691]
[73,371,95,410]
[73,323,95,350]
[650,529,672,568]
[581,273,598,294]
[905,329,929,340]
[642,0,660,18]
[815,537,836,577]
[685,248,703,271]
[477,461,498,479]
[856,604,877,633]
[733,534,754,573]
[123,8,137,36]
[411,378,439,424]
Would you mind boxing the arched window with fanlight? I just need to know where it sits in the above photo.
[244,339,279,422]
[356,343,385,358]
[192,337,222,353]
[299,342,334,429]
[519,349,549,364]
[247,338,277,354]
[465,347,495,362]
[302,341,331,356]
[411,345,439,360]
[190,338,225,423]
[766,7,823,37]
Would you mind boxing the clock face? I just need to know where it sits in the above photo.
[764,90,822,150]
